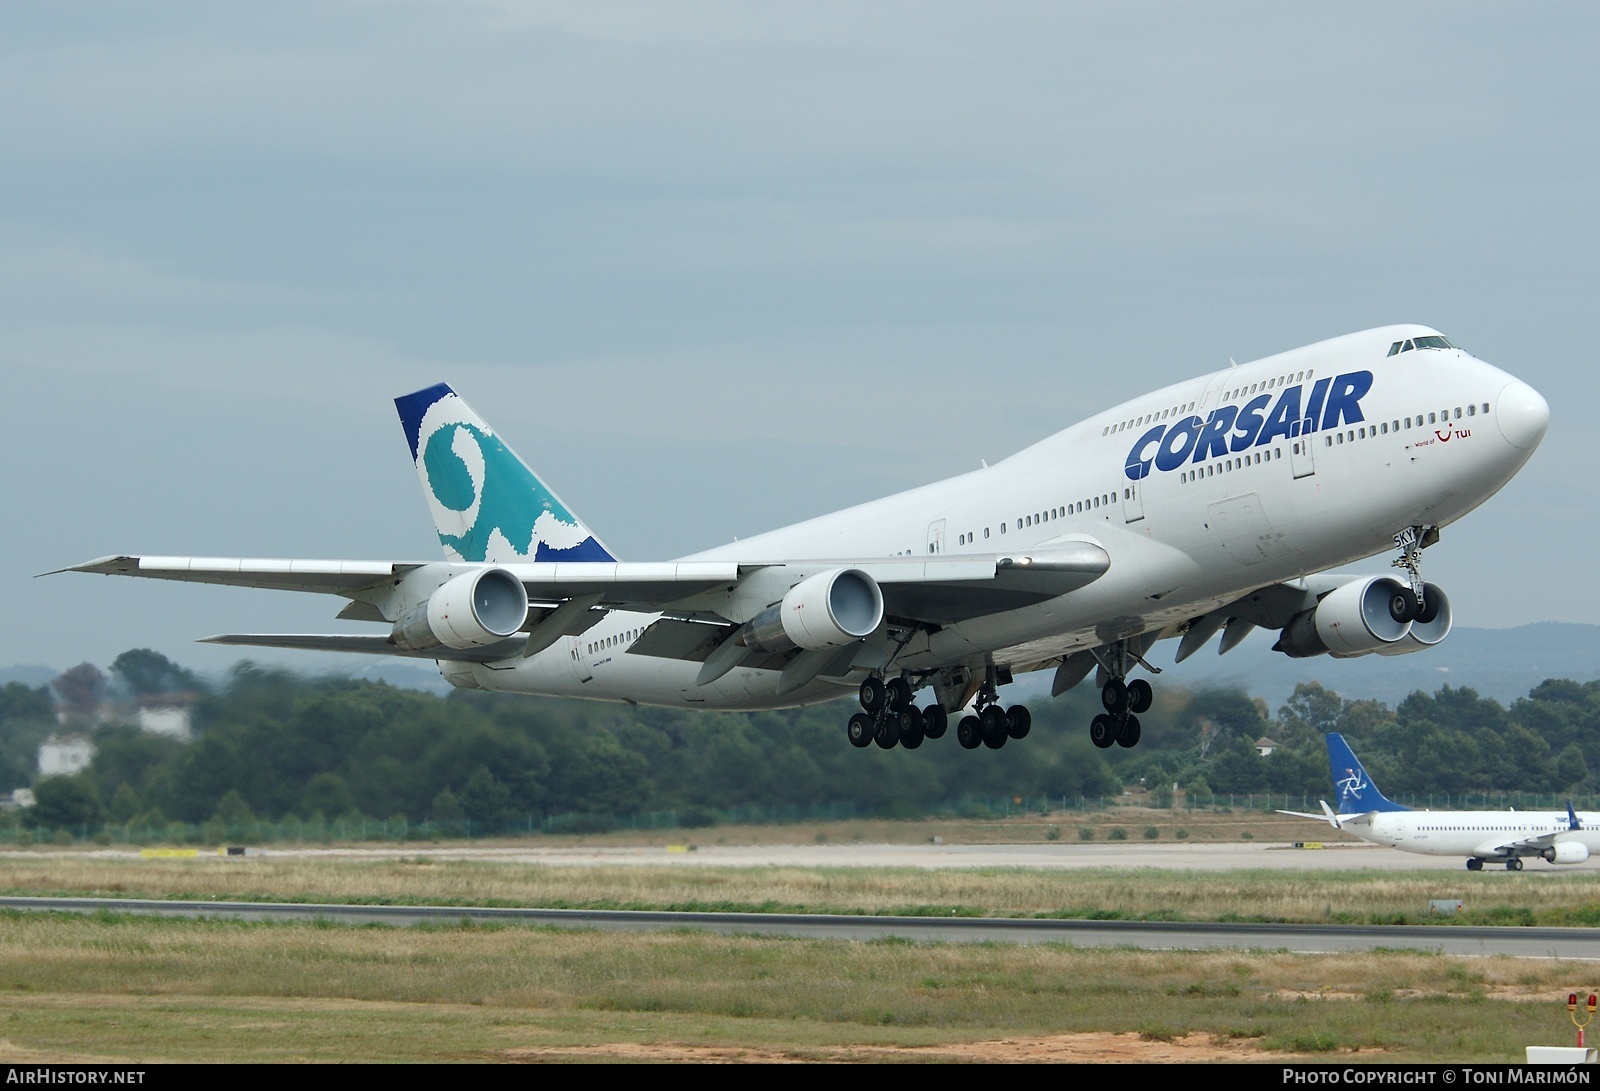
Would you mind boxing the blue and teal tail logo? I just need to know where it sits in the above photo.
[395,383,615,564]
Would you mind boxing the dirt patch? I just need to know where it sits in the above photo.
[508,1032,1304,1063]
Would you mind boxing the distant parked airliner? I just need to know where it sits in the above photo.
[1284,734,1598,871]
[62,326,1547,755]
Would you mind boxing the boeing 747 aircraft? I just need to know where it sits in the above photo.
[1285,735,1600,871]
[61,325,1547,754]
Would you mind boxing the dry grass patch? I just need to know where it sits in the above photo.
[0,913,1588,1061]
[2,853,1600,926]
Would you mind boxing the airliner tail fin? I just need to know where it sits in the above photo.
[394,384,616,564]
[1326,733,1409,813]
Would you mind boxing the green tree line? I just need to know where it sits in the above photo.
[3,648,1598,833]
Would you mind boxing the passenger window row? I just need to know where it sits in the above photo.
[1102,402,1197,437]
[954,491,1120,547]
[587,627,644,656]
[1323,403,1491,447]
[1178,448,1283,483]
[1222,369,1313,402]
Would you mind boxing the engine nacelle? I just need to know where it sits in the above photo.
[1546,841,1590,865]
[392,568,529,651]
[1375,583,1453,656]
[745,568,884,654]
[1273,575,1414,659]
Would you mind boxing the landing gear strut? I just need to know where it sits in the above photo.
[1088,640,1156,749]
[1390,524,1438,621]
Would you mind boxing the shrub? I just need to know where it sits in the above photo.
[1109,827,1128,841]
[1143,826,1159,840]
[1079,827,1095,841]
[1045,826,1061,841]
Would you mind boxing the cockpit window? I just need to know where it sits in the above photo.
[1387,335,1455,356]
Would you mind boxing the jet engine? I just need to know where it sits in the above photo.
[1273,575,1418,659]
[1545,841,1591,865]
[743,568,884,654]
[392,568,529,651]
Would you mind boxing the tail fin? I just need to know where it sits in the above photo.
[1326,733,1408,813]
[394,383,615,564]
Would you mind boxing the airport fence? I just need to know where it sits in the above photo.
[1222,791,1600,813]
[0,794,1119,846]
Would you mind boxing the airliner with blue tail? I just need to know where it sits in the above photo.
[1283,734,1600,870]
[61,325,1548,754]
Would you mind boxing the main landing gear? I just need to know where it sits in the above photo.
[1087,640,1155,750]
[848,671,1027,753]
[1463,857,1522,872]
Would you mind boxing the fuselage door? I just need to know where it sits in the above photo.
[569,636,594,683]
[1123,482,1145,523]
[927,519,946,555]
[1290,430,1316,479]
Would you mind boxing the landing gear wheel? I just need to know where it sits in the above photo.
[1126,679,1153,715]
[1101,679,1129,716]
[859,677,886,715]
[1006,705,1032,740]
[1506,858,1523,872]
[956,715,983,750]
[885,677,913,712]
[1465,858,1483,872]
[1388,588,1420,624]
[898,707,924,749]
[980,704,1009,749]
[1416,595,1441,625]
[874,713,901,749]
[921,705,948,740]
[1090,714,1117,749]
[847,713,875,748]
[1116,714,1141,748]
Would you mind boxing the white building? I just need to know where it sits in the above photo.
[137,695,194,741]
[38,735,95,778]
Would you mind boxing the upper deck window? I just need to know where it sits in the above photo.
[1387,335,1455,356]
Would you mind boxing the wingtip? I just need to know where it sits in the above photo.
[37,555,136,578]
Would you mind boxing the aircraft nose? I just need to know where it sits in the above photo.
[1496,380,1550,450]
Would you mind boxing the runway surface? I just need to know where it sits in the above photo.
[17,840,1591,872]
[4,895,1598,958]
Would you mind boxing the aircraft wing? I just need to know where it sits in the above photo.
[58,545,1109,625]
[1472,830,1565,858]
[56,555,424,596]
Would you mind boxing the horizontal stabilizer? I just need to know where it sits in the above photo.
[201,633,525,663]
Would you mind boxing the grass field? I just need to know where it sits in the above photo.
[4,851,1600,926]
[3,816,1599,1062]
[0,910,1590,1063]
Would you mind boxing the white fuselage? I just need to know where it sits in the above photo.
[1343,810,1600,863]
[446,324,1546,708]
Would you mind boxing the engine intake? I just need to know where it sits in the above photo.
[1273,575,1414,659]
[745,568,884,654]
[393,568,529,651]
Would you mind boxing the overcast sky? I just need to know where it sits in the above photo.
[3,2,1593,678]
